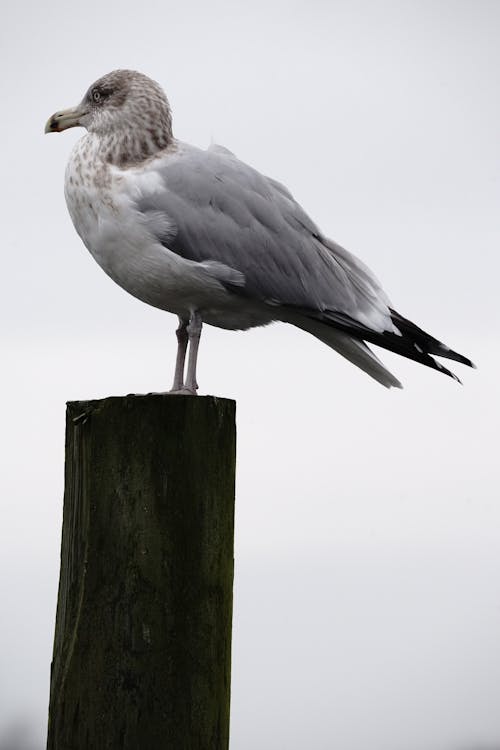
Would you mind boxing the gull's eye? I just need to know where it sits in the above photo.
[92,89,101,103]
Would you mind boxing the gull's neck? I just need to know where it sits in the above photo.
[92,109,173,168]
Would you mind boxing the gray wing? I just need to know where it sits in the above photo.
[136,142,394,333]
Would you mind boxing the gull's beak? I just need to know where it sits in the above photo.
[44,105,87,134]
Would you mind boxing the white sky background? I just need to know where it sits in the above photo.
[1,1,499,748]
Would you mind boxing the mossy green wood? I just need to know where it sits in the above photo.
[47,395,236,750]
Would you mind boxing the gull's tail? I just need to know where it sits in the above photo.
[294,318,403,389]
[294,310,475,388]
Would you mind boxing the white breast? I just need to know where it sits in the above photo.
[63,136,235,318]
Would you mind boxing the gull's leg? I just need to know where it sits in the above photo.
[170,317,189,392]
[184,311,203,394]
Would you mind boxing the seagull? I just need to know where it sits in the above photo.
[45,69,474,393]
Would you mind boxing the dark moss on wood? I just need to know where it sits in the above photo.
[47,394,236,750]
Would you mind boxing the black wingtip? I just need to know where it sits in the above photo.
[310,307,474,385]
[450,370,463,386]
[390,309,475,371]
[434,358,462,384]
[436,344,475,370]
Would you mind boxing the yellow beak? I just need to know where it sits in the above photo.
[44,105,87,133]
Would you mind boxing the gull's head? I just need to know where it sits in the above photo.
[45,70,173,163]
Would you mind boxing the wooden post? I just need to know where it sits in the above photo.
[47,395,236,750]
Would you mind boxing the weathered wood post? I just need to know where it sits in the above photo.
[47,394,236,750]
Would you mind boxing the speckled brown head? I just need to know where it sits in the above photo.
[45,69,173,166]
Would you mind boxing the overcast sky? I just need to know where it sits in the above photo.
[1,1,499,748]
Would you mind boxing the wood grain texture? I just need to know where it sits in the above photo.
[47,394,236,750]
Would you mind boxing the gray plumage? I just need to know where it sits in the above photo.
[45,69,474,393]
